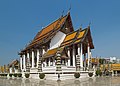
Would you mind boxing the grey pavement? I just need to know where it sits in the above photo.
[0,76,120,86]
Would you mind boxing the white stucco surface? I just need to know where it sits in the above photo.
[50,31,66,49]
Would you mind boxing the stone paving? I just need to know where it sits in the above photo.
[0,76,120,86]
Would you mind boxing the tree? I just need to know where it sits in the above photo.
[99,59,105,64]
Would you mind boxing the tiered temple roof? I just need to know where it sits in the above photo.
[42,47,67,59]
[21,12,74,52]
[20,12,94,60]
[101,64,120,71]
[86,58,99,65]
[28,15,66,47]
[41,27,94,59]
[8,59,19,67]
[61,27,94,49]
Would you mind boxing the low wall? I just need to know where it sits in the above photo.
[21,66,95,80]
[28,71,91,80]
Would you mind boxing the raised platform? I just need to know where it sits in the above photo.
[21,66,95,80]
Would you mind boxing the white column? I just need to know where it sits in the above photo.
[42,47,46,67]
[80,43,83,68]
[77,44,80,55]
[27,51,30,69]
[44,60,47,67]
[53,59,55,66]
[37,49,40,68]
[90,52,92,62]
[49,58,50,66]
[53,62,55,66]
[90,51,92,68]
[27,52,30,60]
[87,43,90,68]
[42,46,45,55]
[62,60,65,65]
[42,63,44,68]
[23,54,26,71]
[84,53,86,68]
[65,59,68,66]
[67,47,70,66]
[116,71,117,76]
[32,50,35,68]
[72,45,75,67]
[20,56,23,71]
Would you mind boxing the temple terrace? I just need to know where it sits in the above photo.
[18,12,94,80]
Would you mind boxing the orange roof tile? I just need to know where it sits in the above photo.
[61,29,87,47]
[60,31,78,46]
[77,30,86,39]
[29,32,51,47]
[42,47,64,59]
[86,58,99,63]
[47,48,57,56]
[9,60,19,67]
[0,66,4,73]
[91,58,99,63]
[61,40,73,46]
[74,39,81,44]
[35,16,66,40]
[64,32,77,42]
[28,15,67,48]
[100,64,120,71]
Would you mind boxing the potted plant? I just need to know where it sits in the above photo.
[0,74,1,77]
[25,73,30,78]
[39,73,45,79]
[96,69,102,76]
[88,72,93,77]
[74,72,80,78]
[13,73,17,77]
[2,74,7,77]
[106,71,109,76]
[9,73,13,77]
[99,71,102,76]
[18,73,22,77]
[0,74,3,77]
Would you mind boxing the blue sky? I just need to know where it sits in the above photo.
[0,0,120,65]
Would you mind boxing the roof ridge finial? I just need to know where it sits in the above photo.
[61,10,64,17]
[67,4,71,14]
[89,21,91,27]
[79,24,82,31]
[88,21,91,29]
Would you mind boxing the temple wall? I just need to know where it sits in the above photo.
[50,31,66,49]
[9,68,12,73]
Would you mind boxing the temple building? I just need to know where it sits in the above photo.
[8,59,19,73]
[100,63,120,76]
[19,12,94,79]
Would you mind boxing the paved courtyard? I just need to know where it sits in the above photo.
[0,76,120,86]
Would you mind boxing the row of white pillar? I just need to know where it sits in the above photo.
[43,58,56,67]
[20,48,45,71]
[67,43,91,68]
[20,43,91,71]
